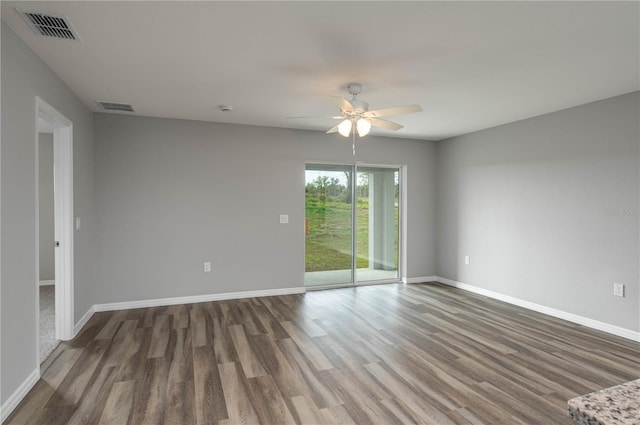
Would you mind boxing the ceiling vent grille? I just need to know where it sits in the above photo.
[18,9,81,41]
[96,101,135,113]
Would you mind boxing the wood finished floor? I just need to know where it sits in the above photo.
[6,282,640,425]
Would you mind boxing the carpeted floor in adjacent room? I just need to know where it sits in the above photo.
[39,285,59,363]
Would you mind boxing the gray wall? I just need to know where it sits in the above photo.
[1,22,95,405]
[38,133,55,281]
[436,92,639,331]
[94,114,437,304]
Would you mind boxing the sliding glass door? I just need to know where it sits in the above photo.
[355,167,400,283]
[304,164,354,286]
[305,164,400,288]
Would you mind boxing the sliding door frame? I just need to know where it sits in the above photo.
[304,161,405,288]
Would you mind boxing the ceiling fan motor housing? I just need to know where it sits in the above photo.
[346,84,368,114]
[350,99,369,114]
[347,83,362,96]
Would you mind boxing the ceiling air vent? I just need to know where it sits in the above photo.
[18,9,81,41]
[97,101,135,113]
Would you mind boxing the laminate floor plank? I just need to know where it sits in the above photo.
[45,339,109,408]
[228,324,268,378]
[167,327,193,384]
[276,338,344,410]
[147,315,172,359]
[103,320,139,368]
[4,380,57,425]
[236,302,268,336]
[372,351,461,413]
[114,327,151,382]
[318,404,357,425]
[164,380,196,425]
[247,304,290,340]
[290,394,324,425]
[27,406,76,425]
[189,304,208,348]
[444,407,488,425]
[5,282,639,425]
[97,380,135,425]
[94,311,128,341]
[167,304,190,329]
[130,357,169,424]
[247,334,304,400]
[312,334,364,371]
[66,312,111,349]
[379,397,430,425]
[245,375,297,425]
[218,361,260,425]
[193,345,229,424]
[67,365,118,425]
[280,321,333,371]
[212,315,237,365]
[41,347,84,389]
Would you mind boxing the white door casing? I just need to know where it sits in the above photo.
[35,97,74,364]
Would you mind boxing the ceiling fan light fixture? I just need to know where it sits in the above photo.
[338,119,352,137]
[356,118,371,137]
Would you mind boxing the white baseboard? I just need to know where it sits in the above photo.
[0,368,39,423]
[93,286,306,313]
[435,276,640,343]
[402,276,437,284]
[38,280,54,286]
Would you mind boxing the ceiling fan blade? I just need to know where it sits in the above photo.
[326,123,340,134]
[369,118,403,131]
[364,104,423,118]
[329,96,355,114]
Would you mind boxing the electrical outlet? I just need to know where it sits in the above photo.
[464,255,470,265]
[204,262,211,273]
[613,283,624,297]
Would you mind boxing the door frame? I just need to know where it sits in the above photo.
[304,161,405,288]
[35,96,74,370]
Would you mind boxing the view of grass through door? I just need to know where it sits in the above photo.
[304,164,399,287]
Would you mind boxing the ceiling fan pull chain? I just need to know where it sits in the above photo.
[352,130,356,155]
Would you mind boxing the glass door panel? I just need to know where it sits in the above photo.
[355,167,399,283]
[304,164,354,287]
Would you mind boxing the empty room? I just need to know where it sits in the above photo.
[1,1,639,424]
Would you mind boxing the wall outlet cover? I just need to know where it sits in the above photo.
[613,283,624,297]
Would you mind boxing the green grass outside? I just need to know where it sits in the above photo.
[305,195,397,272]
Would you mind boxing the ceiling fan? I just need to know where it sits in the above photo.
[289,83,422,154]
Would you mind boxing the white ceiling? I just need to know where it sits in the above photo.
[2,1,638,141]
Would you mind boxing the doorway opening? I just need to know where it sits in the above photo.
[37,128,57,362]
[304,163,402,288]
[36,97,74,368]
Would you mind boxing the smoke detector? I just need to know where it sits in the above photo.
[219,105,233,112]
